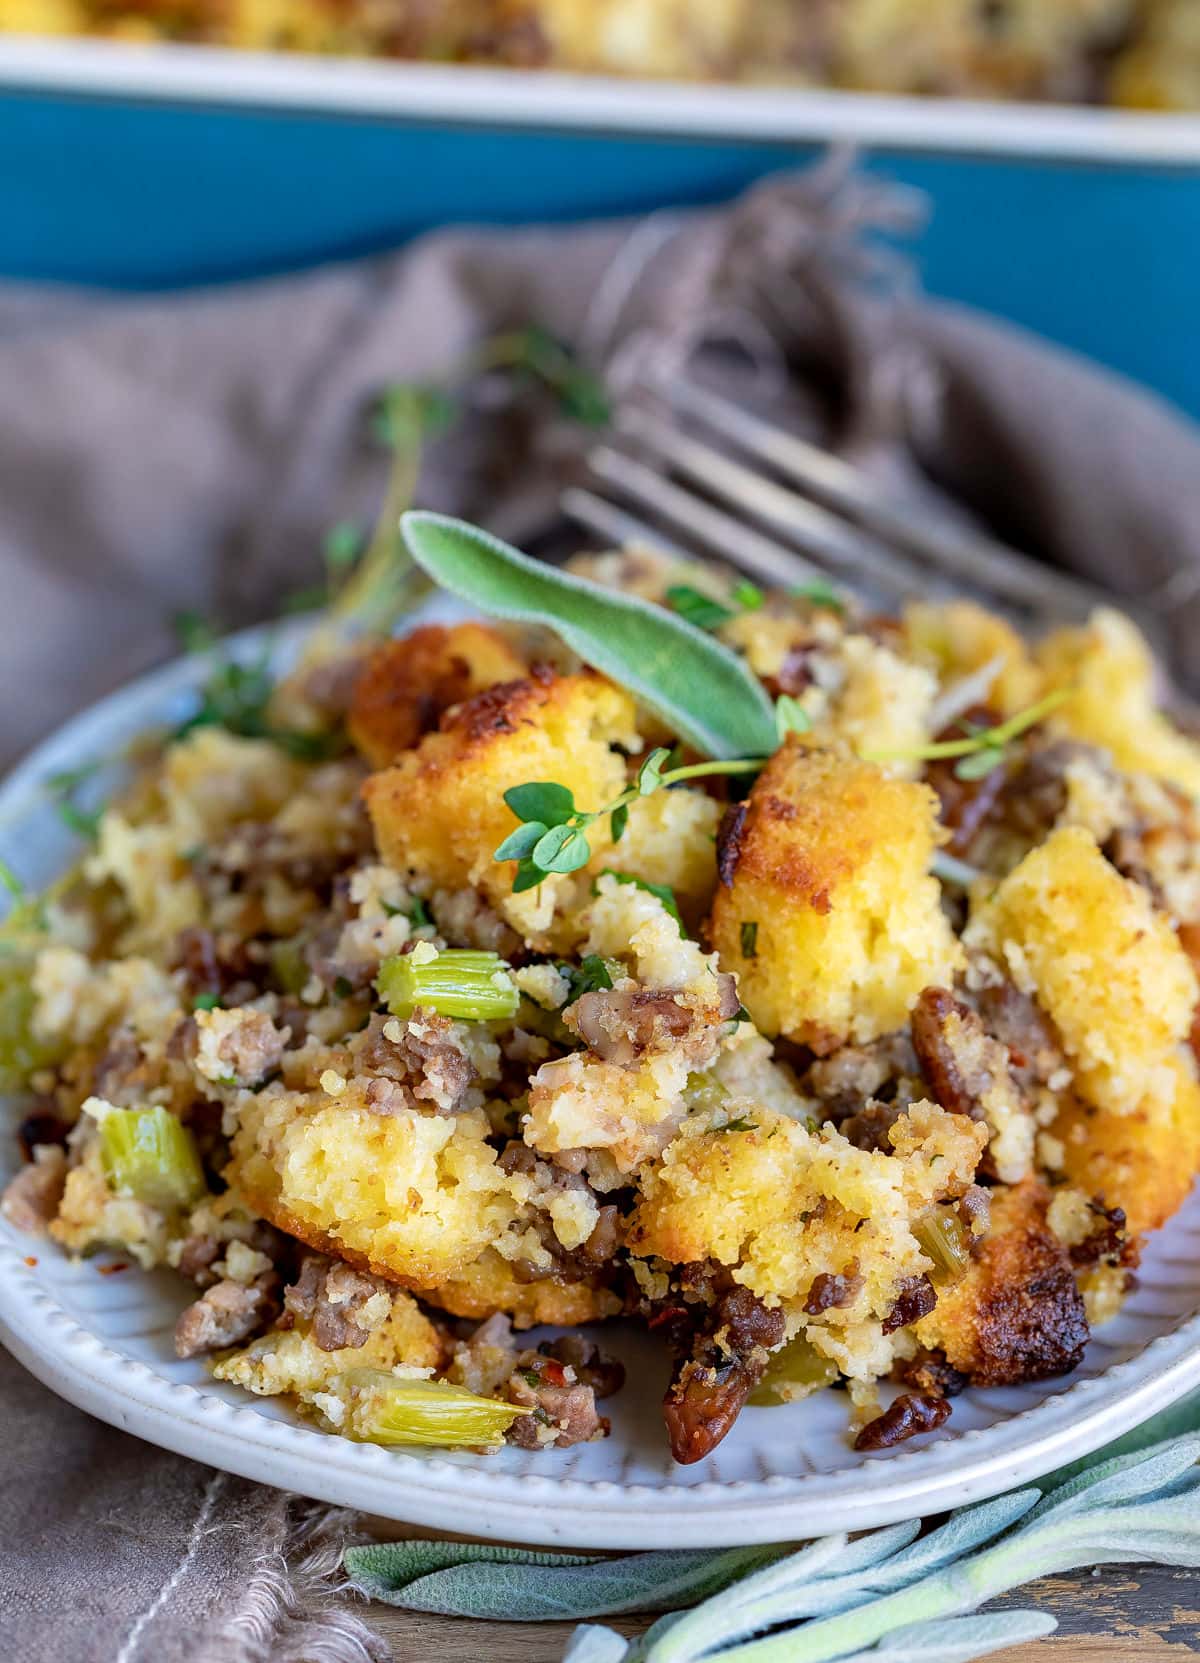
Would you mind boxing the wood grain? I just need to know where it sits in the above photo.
[358,1563,1200,1660]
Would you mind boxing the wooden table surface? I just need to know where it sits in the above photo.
[359,1562,1200,1660]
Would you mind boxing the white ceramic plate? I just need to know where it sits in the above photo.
[0,35,1198,165]
[4,617,1200,1548]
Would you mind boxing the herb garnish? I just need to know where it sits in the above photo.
[862,689,1071,779]
[666,586,734,632]
[560,954,618,1001]
[714,1115,758,1135]
[793,576,846,614]
[493,748,762,895]
[401,513,778,760]
[774,695,811,741]
[46,763,105,841]
[740,921,759,959]
[599,872,686,937]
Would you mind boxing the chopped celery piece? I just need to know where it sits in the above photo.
[333,1370,522,1447]
[915,1205,971,1285]
[269,937,309,994]
[98,1105,207,1211]
[686,1070,729,1116]
[376,949,519,1022]
[0,957,59,1093]
[749,1336,838,1407]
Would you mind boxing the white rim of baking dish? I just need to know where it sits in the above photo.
[0,36,1198,165]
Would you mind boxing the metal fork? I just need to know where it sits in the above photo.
[562,372,1165,656]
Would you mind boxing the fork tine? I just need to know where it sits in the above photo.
[654,374,1115,623]
[610,406,938,601]
[584,442,845,595]
[559,487,692,562]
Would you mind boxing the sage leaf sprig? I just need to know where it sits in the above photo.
[400,512,779,760]
[614,1433,1200,1663]
[343,1539,784,1621]
[341,1431,1200,1663]
[494,747,763,893]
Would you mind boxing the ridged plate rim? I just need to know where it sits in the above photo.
[2,615,1200,1548]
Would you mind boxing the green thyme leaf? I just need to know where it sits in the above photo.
[192,993,221,1012]
[401,513,777,760]
[504,781,578,827]
[740,921,758,959]
[666,586,735,632]
[323,520,363,575]
[599,871,685,937]
[531,824,592,875]
[173,609,218,655]
[954,746,1006,781]
[512,859,546,894]
[792,576,845,614]
[55,800,103,841]
[731,581,764,611]
[775,695,811,740]
[713,1115,758,1135]
[494,822,549,863]
[610,803,629,843]
[406,896,433,929]
[637,748,673,796]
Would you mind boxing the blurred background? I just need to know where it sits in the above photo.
[0,0,1198,413]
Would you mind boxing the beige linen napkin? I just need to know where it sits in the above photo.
[4,156,1200,1662]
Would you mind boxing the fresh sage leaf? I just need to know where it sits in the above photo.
[505,781,577,826]
[401,512,778,760]
[563,1628,630,1663]
[345,1539,783,1621]
[494,822,549,862]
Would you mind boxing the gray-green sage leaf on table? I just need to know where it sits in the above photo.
[344,1539,785,1621]
[345,1429,1200,1661]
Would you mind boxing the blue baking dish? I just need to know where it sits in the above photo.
[0,39,1198,415]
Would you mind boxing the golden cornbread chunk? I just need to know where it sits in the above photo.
[709,741,964,1048]
[965,825,1197,1116]
[226,1087,522,1287]
[348,622,528,768]
[903,597,1040,718]
[214,1287,444,1399]
[916,1180,1088,1386]
[1052,1058,1200,1238]
[601,786,720,918]
[629,1101,986,1383]
[428,1247,622,1331]
[1038,608,1200,797]
[362,667,638,943]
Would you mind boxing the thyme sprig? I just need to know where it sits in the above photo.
[494,747,764,893]
[861,689,1071,780]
